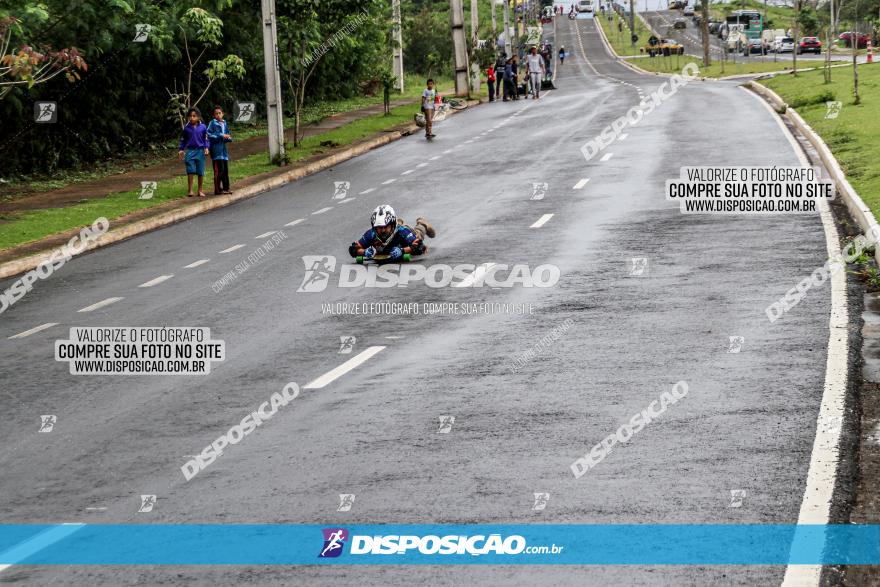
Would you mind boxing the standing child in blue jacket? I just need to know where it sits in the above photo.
[178,107,210,197]
[207,105,233,195]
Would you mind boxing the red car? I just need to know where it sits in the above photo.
[838,31,869,48]
[797,37,822,54]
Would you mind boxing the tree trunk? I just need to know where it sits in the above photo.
[853,36,860,104]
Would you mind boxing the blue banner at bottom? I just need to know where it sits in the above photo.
[0,525,878,565]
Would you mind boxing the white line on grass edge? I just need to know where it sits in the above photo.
[745,88,848,587]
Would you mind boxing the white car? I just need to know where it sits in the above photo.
[683,5,694,16]
[577,0,593,12]
[773,36,795,53]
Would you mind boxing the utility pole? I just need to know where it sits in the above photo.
[450,0,471,95]
[471,0,481,92]
[392,0,404,92]
[260,0,285,163]
[701,0,711,66]
[502,0,511,57]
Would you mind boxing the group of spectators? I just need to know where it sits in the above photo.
[486,41,558,102]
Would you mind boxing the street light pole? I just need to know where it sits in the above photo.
[260,0,285,163]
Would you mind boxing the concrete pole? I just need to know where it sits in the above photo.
[450,0,471,95]
[471,0,481,92]
[260,0,285,162]
[392,0,404,91]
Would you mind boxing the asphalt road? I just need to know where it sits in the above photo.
[0,15,845,587]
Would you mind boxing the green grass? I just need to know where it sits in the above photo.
[760,63,880,220]
[627,54,833,76]
[0,101,428,250]
[595,11,655,57]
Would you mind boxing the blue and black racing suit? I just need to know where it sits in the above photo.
[348,224,426,260]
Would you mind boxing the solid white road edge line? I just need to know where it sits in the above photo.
[745,88,848,587]
[303,346,386,389]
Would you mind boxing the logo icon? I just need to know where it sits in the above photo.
[337,494,355,512]
[530,182,549,200]
[138,494,157,513]
[629,257,649,276]
[824,100,842,120]
[34,102,57,123]
[338,335,356,354]
[297,256,336,293]
[139,181,157,200]
[38,415,57,433]
[728,336,745,353]
[533,492,550,511]
[437,415,455,433]
[319,528,349,558]
[333,181,351,200]
[728,489,746,508]
[133,24,152,42]
[235,102,256,123]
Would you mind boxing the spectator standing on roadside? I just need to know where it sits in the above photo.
[178,107,209,198]
[502,58,513,101]
[510,55,520,100]
[494,54,505,99]
[421,78,437,138]
[207,105,233,195]
[559,45,566,65]
[487,63,496,101]
[525,46,545,99]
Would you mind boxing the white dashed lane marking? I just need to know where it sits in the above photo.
[8,323,58,340]
[337,198,355,204]
[416,163,428,168]
[573,178,590,189]
[600,153,614,162]
[530,214,554,228]
[184,259,210,268]
[77,297,124,313]
[401,170,414,175]
[312,207,333,215]
[255,231,277,239]
[453,263,497,288]
[382,178,397,185]
[303,346,387,390]
[284,219,306,227]
[429,156,441,161]
[138,275,173,288]
[618,133,628,141]
[359,188,376,195]
[443,149,453,154]
[219,244,245,253]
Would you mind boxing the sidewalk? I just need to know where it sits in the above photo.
[0,97,418,214]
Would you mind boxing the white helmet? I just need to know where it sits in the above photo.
[370,205,397,245]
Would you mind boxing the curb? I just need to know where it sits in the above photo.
[746,80,880,262]
[0,101,478,280]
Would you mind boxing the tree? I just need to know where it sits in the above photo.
[165,7,245,128]
[0,14,87,100]
[276,0,379,147]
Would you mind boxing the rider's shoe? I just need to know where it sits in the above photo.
[416,217,436,238]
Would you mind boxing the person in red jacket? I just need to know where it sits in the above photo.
[487,64,496,102]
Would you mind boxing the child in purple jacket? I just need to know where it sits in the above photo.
[178,107,210,197]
